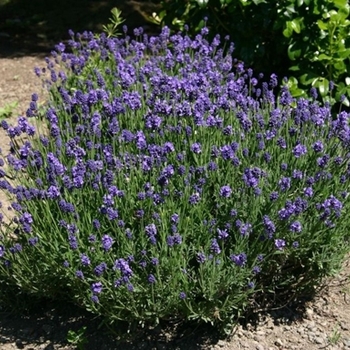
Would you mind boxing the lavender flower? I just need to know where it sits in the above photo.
[91,282,103,294]
[263,215,275,238]
[114,258,133,277]
[28,237,39,246]
[76,270,84,279]
[148,274,156,284]
[151,257,159,265]
[81,254,91,266]
[239,222,252,237]
[191,142,202,154]
[94,262,108,276]
[217,228,229,240]
[292,144,307,158]
[289,221,302,233]
[179,292,187,299]
[210,238,221,255]
[101,235,114,251]
[219,185,232,198]
[171,213,180,224]
[145,223,157,242]
[247,281,255,289]
[275,239,286,250]
[91,295,99,303]
[230,253,247,267]
[312,141,324,152]
[189,192,201,205]
[68,235,78,250]
[252,266,261,274]
[196,252,206,263]
[278,176,291,192]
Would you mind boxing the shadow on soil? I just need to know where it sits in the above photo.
[0,0,161,57]
[0,295,224,349]
[0,285,310,349]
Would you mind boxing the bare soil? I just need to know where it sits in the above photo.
[0,4,350,350]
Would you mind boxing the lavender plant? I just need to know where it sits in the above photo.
[0,26,350,333]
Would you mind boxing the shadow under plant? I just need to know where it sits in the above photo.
[0,292,225,349]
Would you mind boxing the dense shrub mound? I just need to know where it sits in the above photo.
[0,26,350,333]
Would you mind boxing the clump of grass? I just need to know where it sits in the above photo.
[0,101,18,120]
[328,324,341,345]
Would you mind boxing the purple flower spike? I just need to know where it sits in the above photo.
[217,228,229,240]
[94,262,107,276]
[81,253,91,266]
[114,258,133,277]
[101,234,114,251]
[219,185,232,198]
[179,292,187,300]
[191,142,202,154]
[76,270,84,279]
[278,176,291,192]
[304,187,314,197]
[91,282,103,294]
[148,274,156,284]
[239,222,252,237]
[196,252,206,263]
[275,239,286,250]
[91,295,99,303]
[290,221,302,233]
[189,192,201,205]
[171,213,180,224]
[210,238,221,254]
[230,253,247,267]
[292,144,307,158]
